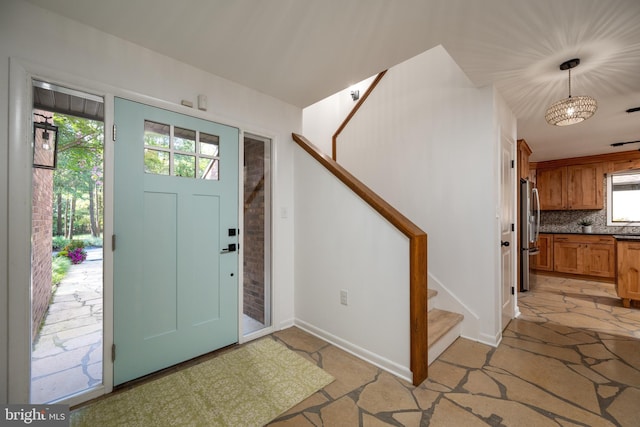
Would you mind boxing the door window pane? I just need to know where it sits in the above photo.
[199,158,219,180]
[174,154,196,178]
[144,121,170,148]
[174,127,195,153]
[144,149,170,175]
[200,132,219,156]
[143,122,219,180]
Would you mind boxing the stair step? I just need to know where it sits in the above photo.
[428,308,463,365]
[427,289,437,312]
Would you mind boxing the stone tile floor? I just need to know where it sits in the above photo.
[520,273,640,340]
[268,274,640,426]
[31,248,103,404]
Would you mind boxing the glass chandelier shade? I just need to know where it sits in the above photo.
[545,59,597,126]
[545,95,598,126]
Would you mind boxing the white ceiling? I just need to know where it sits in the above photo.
[24,0,640,161]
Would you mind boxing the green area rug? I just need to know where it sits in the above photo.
[71,338,334,426]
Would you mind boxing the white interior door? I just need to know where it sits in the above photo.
[501,132,515,330]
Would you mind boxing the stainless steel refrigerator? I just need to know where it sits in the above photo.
[520,179,540,291]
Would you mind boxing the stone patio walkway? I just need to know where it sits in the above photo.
[31,247,103,404]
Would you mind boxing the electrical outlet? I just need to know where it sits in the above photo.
[340,289,348,306]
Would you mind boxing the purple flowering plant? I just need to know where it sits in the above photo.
[68,247,87,264]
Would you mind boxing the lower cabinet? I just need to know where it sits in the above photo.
[531,234,553,271]
[553,241,582,274]
[552,235,616,279]
[617,240,640,307]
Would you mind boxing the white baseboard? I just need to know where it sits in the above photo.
[294,319,413,384]
[477,330,501,347]
[278,318,295,330]
[514,305,522,319]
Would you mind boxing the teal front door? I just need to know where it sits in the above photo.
[113,98,239,385]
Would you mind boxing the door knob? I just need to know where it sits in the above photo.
[501,241,510,247]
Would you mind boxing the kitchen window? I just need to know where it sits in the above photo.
[607,169,640,225]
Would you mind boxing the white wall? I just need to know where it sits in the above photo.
[293,147,412,381]
[0,0,300,403]
[302,75,375,155]
[303,45,517,345]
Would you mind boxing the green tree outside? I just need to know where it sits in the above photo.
[52,114,104,241]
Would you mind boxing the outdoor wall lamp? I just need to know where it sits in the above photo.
[33,114,58,169]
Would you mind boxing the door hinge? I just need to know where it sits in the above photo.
[511,223,515,232]
[112,124,117,142]
[511,160,515,168]
[511,287,515,295]
[112,234,116,251]
[111,344,116,362]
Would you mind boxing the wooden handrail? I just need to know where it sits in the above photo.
[332,70,387,161]
[292,133,429,386]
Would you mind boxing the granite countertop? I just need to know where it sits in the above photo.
[539,231,614,236]
[538,231,640,240]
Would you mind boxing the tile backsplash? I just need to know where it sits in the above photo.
[539,209,640,234]
[538,178,640,234]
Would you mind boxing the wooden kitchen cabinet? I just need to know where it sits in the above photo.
[536,163,604,210]
[537,167,566,210]
[554,241,582,274]
[616,240,640,307]
[553,235,615,278]
[567,164,604,209]
[587,243,617,278]
[518,139,532,181]
[531,234,553,271]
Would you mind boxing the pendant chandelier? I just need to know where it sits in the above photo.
[545,58,597,126]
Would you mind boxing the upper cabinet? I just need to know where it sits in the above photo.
[532,150,640,211]
[536,163,603,210]
[517,139,532,181]
[537,167,567,210]
[567,164,604,209]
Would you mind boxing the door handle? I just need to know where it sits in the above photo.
[501,241,510,247]
[221,243,237,254]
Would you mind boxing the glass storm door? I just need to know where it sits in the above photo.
[113,98,239,385]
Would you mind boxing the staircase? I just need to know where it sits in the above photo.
[328,71,464,371]
[427,289,463,365]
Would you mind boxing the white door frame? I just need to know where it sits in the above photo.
[240,132,274,342]
[8,58,115,405]
[8,58,33,404]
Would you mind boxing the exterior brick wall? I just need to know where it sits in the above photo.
[31,166,54,342]
[243,139,265,323]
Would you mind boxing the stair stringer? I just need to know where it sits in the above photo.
[428,272,479,341]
